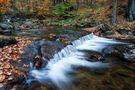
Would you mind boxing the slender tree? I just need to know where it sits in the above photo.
[111,0,118,23]
[127,0,135,21]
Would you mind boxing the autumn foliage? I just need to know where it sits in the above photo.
[0,37,31,84]
[0,0,10,13]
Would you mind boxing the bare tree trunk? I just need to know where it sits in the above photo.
[11,0,18,14]
[127,0,135,21]
[111,0,117,23]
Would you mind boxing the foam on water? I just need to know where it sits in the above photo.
[29,34,126,90]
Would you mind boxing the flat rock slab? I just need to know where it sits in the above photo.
[0,36,17,47]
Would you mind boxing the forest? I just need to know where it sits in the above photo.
[0,0,135,90]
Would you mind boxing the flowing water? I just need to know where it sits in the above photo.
[24,33,135,90]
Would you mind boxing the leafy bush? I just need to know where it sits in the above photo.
[75,18,98,27]
[52,2,77,19]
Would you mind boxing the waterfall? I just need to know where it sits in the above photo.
[29,34,126,90]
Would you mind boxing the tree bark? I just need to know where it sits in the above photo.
[111,0,118,23]
[127,0,135,21]
[11,0,18,14]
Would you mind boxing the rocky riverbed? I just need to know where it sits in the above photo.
[0,18,135,90]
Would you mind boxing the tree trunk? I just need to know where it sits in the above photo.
[111,0,118,23]
[11,0,18,14]
[127,0,135,21]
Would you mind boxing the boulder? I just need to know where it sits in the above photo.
[0,36,16,47]
[0,29,12,35]
[17,40,45,67]
[103,44,135,62]
[17,39,65,68]
[116,29,130,35]
[0,23,13,30]
[41,41,65,62]
[123,45,135,61]
[97,24,111,33]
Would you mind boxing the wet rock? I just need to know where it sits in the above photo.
[13,22,21,30]
[123,48,135,61]
[0,23,12,35]
[0,36,17,47]
[127,32,135,39]
[19,20,39,30]
[0,23,13,30]
[116,29,130,35]
[104,44,135,62]
[25,21,33,26]
[103,31,115,36]
[97,24,110,33]
[17,40,46,67]
[41,41,65,65]
[0,29,12,35]
[59,29,88,41]
[117,45,135,61]
[17,39,65,68]
[19,24,32,30]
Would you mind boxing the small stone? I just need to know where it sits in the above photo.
[0,83,4,88]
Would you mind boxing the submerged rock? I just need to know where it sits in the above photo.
[123,47,135,61]
[104,44,135,62]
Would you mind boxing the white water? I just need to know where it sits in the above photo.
[29,34,126,90]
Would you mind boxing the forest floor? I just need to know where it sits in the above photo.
[0,36,31,88]
[41,2,135,31]
[76,3,135,30]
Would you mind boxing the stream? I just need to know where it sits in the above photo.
[5,27,135,90]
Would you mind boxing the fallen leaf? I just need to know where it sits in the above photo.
[0,75,5,83]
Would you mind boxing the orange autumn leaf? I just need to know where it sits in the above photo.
[0,75,5,83]
[0,0,9,4]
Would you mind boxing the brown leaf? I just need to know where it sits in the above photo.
[3,64,11,69]
[0,75,5,83]
[48,33,56,38]
[0,70,3,75]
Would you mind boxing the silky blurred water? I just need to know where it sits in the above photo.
[26,34,134,90]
